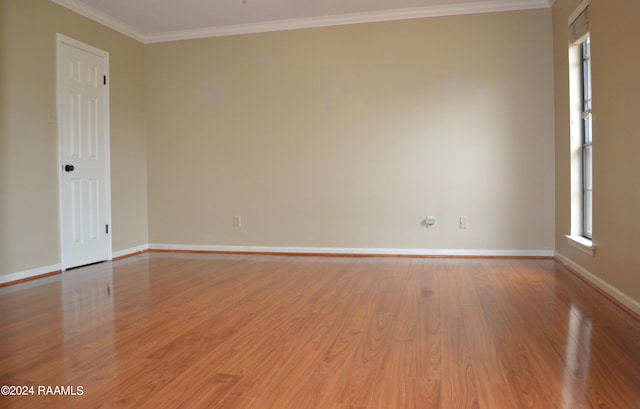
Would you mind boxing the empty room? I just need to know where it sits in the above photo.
[1,0,639,407]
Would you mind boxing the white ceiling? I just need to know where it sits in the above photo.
[51,0,553,43]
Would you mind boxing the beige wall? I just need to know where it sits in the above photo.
[2,0,636,320]
[146,9,555,252]
[0,0,147,278]
[2,4,560,278]
[553,0,640,304]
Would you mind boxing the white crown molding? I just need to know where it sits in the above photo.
[51,0,550,44]
[149,243,554,258]
[146,0,550,43]
[50,0,147,43]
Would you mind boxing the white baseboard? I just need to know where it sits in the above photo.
[555,252,640,316]
[112,244,149,259]
[0,264,62,285]
[149,243,554,257]
[0,245,553,286]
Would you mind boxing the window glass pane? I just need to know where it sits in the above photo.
[582,36,592,145]
[583,48,591,101]
[584,190,592,238]
[584,64,592,101]
[583,145,592,189]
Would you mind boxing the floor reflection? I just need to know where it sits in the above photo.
[562,303,592,408]
[62,262,117,388]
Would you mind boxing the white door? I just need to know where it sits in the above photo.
[57,35,111,269]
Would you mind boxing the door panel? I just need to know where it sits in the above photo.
[58,37,110,269]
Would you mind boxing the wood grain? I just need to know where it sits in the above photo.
[1,253,639,408]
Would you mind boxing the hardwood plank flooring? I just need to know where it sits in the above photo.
[1,253,639,408]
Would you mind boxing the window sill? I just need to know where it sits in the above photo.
[565,235,596,256]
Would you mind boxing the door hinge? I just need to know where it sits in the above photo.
[106,224,109,234]
[103,75,107,85]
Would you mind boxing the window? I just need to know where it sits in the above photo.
[566,1,595,255]
[581,37,592,239]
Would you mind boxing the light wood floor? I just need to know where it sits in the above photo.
[1,253,639,408]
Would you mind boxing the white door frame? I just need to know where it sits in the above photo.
[56,34,112,270]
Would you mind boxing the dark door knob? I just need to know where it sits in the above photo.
[65,164,75,172]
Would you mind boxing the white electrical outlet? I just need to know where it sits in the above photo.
[459,216,468,229]
[233,216,242,227]
[425,216,436,229]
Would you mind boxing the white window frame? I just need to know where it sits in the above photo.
[580,37,592,240]
[566,0,595,256]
